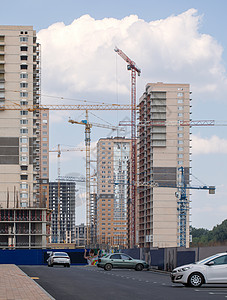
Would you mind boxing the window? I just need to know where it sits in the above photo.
[20,165,28,171]
[43,149,47,153]
[20,175,28,180]
[20,147,28,152]
[20,55,28,60]
[43,113,47,117]
[178,113,183,117]
[178,140,183,145]
[20,65,28,70]
[110,254,121,259]
[178,127,183,131]
[20,138,28,143]
[20,156,28,162]
[178,154,183,158]
[178,133,183,138]
[210,255,227,265]
[43,155,47,159]
[177,92,183,97]
[20,183,28,189]
[42,137,47,142]
[178,147,183,151]
[20,193,28,199]
[20,92,28,97]
[178,99,183,103]
[43,143,47,147]
[178,106,183,110]
[20,83,28,88]
[20,73,28,78]
[20,37,28,42]
[20,46,28,51]
[43,125,47,129]
[20,128,28,134]
[178,161,183,165]
[20,101,28,106]
[20,119,28,125]
[121,254,131,260]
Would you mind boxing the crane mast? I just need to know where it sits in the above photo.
[114,47,141,247]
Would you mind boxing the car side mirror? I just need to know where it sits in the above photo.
[206,261,215,266]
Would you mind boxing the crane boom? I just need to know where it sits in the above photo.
[119,120,227,127]
[0,104,134,111]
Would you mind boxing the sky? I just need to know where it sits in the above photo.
[2,0,227,229]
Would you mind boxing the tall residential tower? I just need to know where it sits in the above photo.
[0,26,49,209]
[137,83,191,248]
[97,137,130,248]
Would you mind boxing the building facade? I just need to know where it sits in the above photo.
[75,223,87,247]
[0,25,49,209]
[49,181,76,243]
[137,83,191,248]
[97,137,130,248]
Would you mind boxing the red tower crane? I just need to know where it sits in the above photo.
[114,47,141,247]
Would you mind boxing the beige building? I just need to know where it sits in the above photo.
[0,25,49,210]
[97,137,130,248]
[138,83,191,248]
[0,25,50,248]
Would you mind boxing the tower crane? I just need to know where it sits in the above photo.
[49,144,85,243]
[69,110,124,246]
[114,167,215,247]
[114,46,141,247]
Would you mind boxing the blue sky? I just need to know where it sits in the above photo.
[2,0,227,228]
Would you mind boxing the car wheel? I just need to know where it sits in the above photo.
[135,264,144,271]
[104,263,113,271]
[64,264,67,267]
[67,264,70,268]
[188,272,204,287]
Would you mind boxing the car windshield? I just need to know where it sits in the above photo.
[196,254,220,264]
[53,252,68,257]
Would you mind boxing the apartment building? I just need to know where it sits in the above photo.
[138,83,191,248]
[97,137,130,248]
[0,26,50,248]
[49,181,76,243]
[0,25,49,208]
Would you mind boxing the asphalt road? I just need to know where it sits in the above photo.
[20,265,227,300]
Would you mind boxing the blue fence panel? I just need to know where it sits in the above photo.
[150,249,164,270]
[121,248,140,259]
[0,249,88,265]
[177,251,195,267]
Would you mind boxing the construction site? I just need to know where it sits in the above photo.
[0,24,223,251]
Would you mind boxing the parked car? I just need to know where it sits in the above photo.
[47,252,71,267]
[97,253,149,271]
[171,253,227,287]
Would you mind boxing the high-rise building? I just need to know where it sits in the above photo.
[49,181,76,243]
[0,25,49,209]
[137,83,191,248]
[0,26,50,249]
[97,137,130,248]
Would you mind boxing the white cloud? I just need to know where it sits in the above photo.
[192,134,227,154]
[37,9,227,104]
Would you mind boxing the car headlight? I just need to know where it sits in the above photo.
[178,266,192,272]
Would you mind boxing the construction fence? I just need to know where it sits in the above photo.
[122,245,227,271]
[0,245,226,268]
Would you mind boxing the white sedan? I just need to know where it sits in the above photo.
[47,252,71,267]
[171,253,227,287]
